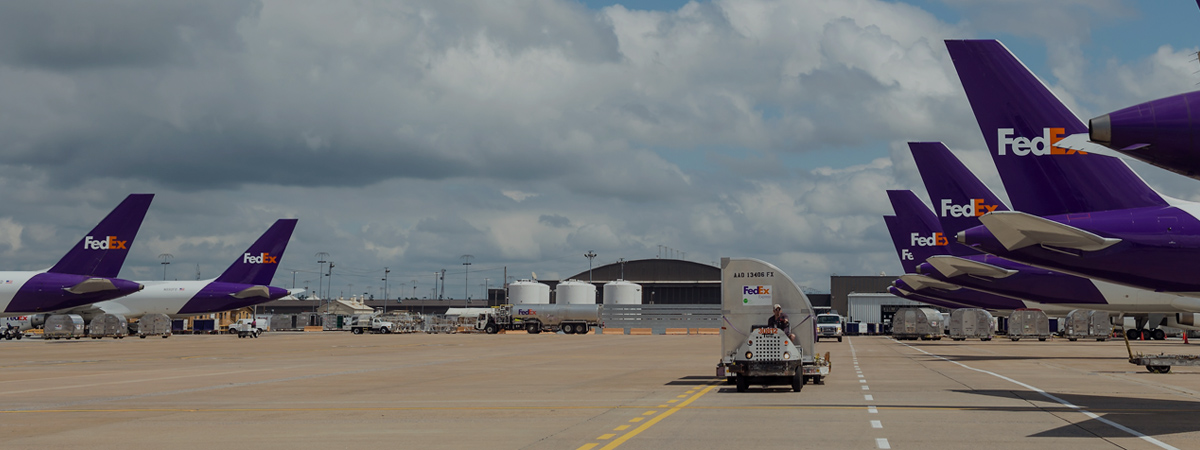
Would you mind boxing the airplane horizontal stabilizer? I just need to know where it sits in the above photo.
[978,211,1121,252]
[898,274,962,292]
[231,285,272,299]
[926,255,1017,279]
[1053,133,1131,159]
[62,278,122,295]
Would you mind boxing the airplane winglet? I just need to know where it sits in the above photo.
[978,211,1122,252]
[926,255,1017,279]
[898,274,962,292]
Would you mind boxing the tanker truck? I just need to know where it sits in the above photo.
[476,304,600,334]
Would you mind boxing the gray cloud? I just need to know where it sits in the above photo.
[0,0,1193,294]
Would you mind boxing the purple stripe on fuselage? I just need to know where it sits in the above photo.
[175,282,290,315]
[5,273,143,313]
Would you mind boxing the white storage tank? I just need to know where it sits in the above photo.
[556,279,597,305]
[603,280,642,304]
[509,279,550,305]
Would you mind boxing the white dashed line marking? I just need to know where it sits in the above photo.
[862,385,870,390]
[864,395,873,401]
[868,406,878,414]
[876,438,891,449]
[871,420,882,428]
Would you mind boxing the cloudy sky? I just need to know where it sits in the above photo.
[1,0,1198,298]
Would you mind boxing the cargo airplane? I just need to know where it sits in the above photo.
[946,39,1200,298]
[907,142,1200,339]
[0,194,151,315]
[50,219,298,321]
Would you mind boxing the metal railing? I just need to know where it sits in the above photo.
[600,304,721,335]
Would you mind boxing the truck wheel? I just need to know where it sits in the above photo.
[527,323,541,334]
[837,336,842,342]
[579,324,589,334]
[484,323,498,334]
[380,327,390,334]
[1069,338,1077,341]
[791,372,804,392]
[563,323,576,334]
[352,328,363,335]
[735,375,748,393]
[140,335,147,339]
[1038,338,1046,342]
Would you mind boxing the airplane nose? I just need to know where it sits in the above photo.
[1089,114,1111,145]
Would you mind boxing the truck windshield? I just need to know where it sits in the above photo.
[817,316,840,324]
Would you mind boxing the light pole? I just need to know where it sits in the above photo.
[461,255,474,306]
[618,258,626,280]
[382,267,390,314]
[484,278,490,304]
[326,261,335,300]
[159,253,173,280]
[315,252,329,303]
[412,280,417,302]
[584,251,597,283]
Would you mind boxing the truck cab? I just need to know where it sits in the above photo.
[816,314,844,342]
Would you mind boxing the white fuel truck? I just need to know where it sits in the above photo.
[717,257,831,392]
[477,304,600,334]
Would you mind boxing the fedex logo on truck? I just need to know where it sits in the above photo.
[83,235,127,250]
[242,252,279,264]
[742,285,772,306]
[910,232,948,247]
[517,308,537,315]
[940,198,999,218]
[997,128,1086,156]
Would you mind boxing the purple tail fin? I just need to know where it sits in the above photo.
[945,39,1166,214]
[49,194,154,277]
[885,190,951,273]
[909,142,1009,247]
[214,219,298,285]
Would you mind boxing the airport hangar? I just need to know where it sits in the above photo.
[257,260,913,317]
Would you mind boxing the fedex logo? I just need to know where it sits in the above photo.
[517,308,537,315]
[997,128,1086,156]
[901,249,914,260]
[910,232,948,247]
[743,286,770,295]
[242,252,279,264]
[940,199,998,218]
[83,235,127,250]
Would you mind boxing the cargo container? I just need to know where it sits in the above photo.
[138,314,172,338]
[892,307,943,340]
[948,308,993,341]
[88,314,129,339]
[1063,310,1111,341]
[44,314,86,340]
[717,257,830,392]
[1008,309,1050,341]
[192,318,216,333]
[845,322,861,336]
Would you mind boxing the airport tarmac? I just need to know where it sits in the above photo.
[2,333,1199,449]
